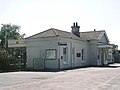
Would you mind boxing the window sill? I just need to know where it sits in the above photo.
[81,60,85,63]
[63,62,68,64]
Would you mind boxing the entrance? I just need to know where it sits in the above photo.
[60,46,68,64]
[63,47,67,63]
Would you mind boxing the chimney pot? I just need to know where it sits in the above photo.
[76,22,78,26]
[73,23,75,26]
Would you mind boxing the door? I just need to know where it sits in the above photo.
[60,46,68,64]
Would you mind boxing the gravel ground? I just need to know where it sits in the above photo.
[0,64,120,90]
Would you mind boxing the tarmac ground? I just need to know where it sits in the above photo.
[0,63,120,90]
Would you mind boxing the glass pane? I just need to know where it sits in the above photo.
[46,49,56,59]
[63,48,66,54]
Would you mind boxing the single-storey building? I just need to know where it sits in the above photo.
[8,22,113,71]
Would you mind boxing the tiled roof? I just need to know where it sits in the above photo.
[26,29,57,39]
[52,28,84,40]
[80,30,105,40]
[26,28,105,41]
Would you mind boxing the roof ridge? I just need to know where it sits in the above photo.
[81,30,105,33]
[51,28,59,36]
[52,28,71,34]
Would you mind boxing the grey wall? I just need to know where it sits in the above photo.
[26,37,59,70]
[26,36,97,70]
[89,40,98,66]
[58,37,89,69]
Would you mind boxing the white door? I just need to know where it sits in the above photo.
[60,46,68,64]
[63,47,67,63]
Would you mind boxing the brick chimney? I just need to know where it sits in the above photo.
[71,22,80,37]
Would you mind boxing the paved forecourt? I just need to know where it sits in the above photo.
[0,64,120,90]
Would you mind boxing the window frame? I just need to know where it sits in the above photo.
[45,49,57,60]
[76,53,81,57]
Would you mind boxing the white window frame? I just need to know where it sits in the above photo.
[45,49,57,60]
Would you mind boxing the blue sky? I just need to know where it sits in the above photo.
[0,0,120,49]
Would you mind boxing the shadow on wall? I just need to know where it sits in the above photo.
[113,54,120,63]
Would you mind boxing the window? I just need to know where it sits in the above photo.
[46,49,56,60]
[63,48,66,54]
[63,47,68,63]
[77,53,81,57]
[82,49,84,61]
[97,55,100,59]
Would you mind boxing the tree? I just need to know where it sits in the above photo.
[0,23,25,48]
[0,23,26,71]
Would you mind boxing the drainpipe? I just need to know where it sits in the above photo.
[70,41,73,69]
[58,37,61,70]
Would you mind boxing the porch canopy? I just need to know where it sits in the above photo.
[8,39,26,48]
[97,44,113,49]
